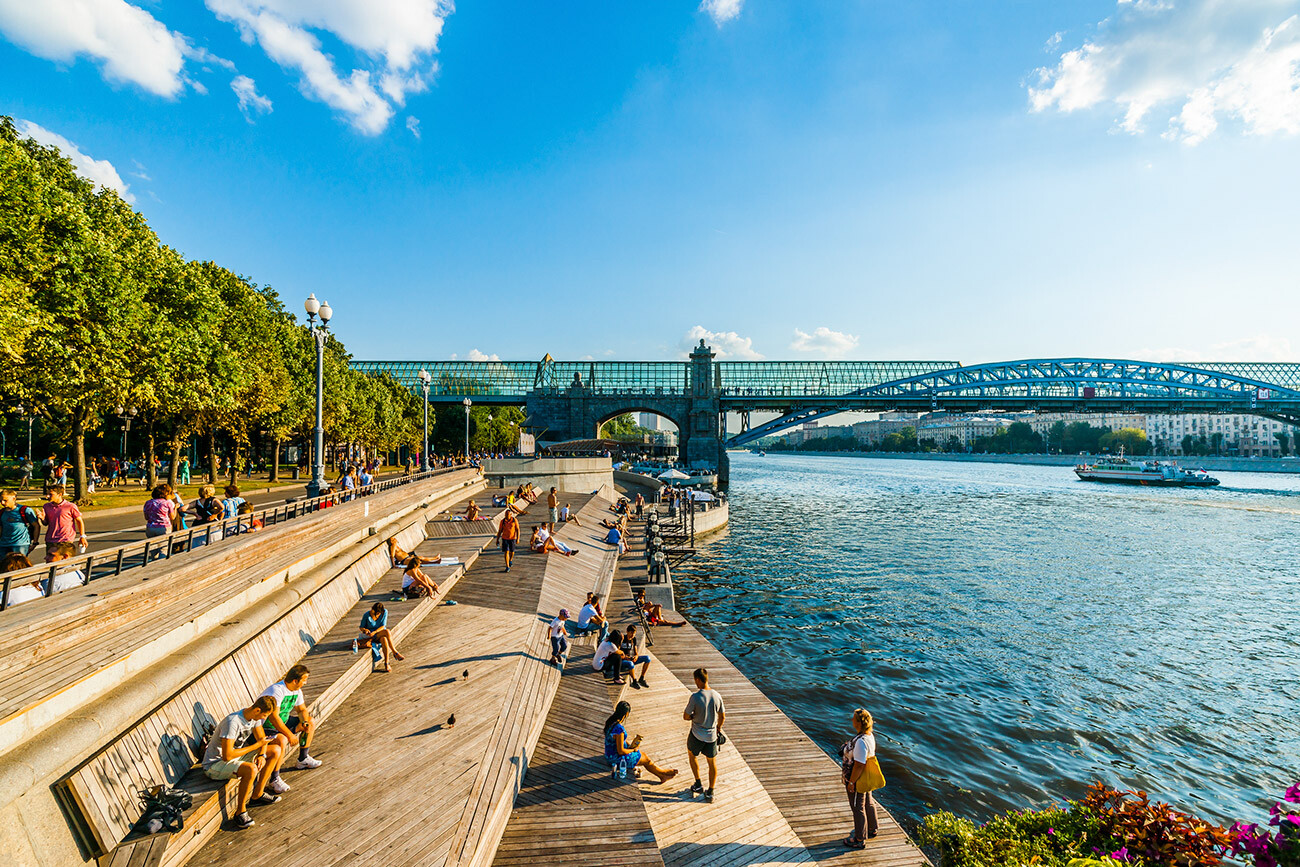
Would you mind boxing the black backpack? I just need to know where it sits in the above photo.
[135,785,193,835]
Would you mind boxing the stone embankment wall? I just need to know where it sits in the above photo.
[783,451,1300,474]
[483,457,613,493]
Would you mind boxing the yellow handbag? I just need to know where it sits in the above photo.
[856,755,886,793]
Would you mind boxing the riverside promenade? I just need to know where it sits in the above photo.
[1,468,927,867]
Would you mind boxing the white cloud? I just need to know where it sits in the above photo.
[700,0,744,26]
[16,120,133,203]
[682,326,763,360]
[789,326,860,358]
[1138,335,1297,362]
[1030,1,1300,145]
[405,115,421,139]
[465,349,501,362]
[205,0,450,134]
[232,74,272,120]
[0,0,190,96]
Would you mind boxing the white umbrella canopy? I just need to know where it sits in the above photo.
[687,490,715,501]
[657,469,690,480]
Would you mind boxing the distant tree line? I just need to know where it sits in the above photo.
[764,421,1152,456]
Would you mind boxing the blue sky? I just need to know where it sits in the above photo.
[4,0,1300,365]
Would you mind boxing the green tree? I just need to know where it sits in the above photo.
[1047,420,1067,454]
[1275,431,1290,456]
[1063,421,1106,454]
[1099,427,1150,455]
[598,413,640,438]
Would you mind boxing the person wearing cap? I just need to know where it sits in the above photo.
[548,609,570,665]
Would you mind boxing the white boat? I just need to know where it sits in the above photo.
[1074,451,1219,487]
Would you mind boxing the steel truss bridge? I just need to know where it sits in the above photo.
[353,356,1300,448]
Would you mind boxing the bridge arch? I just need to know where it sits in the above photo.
[592,406,684,439]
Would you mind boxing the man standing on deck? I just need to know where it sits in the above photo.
[684,667,725,803]
[547,486,559,533]
[494,508,520,572]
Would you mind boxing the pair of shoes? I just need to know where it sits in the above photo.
[248,794,280,807]
[843,836,865,850]
[703,789,714,803]
[267,778,291,794]
[690,780,704,795]
[296,755,322,770]
[230,812,254,830]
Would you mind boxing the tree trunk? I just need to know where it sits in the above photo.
[71,410,88,504]
[229,443,239,486]
[206,430,218,483]
[145,426,157,489]
[269,438,280,482]
[167,438,181,488]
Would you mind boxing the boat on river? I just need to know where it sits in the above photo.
[1074,452,1220,487]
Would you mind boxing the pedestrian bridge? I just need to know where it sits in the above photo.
[354,345,1300,479]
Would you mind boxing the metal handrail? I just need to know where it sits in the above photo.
[0,465,473,611]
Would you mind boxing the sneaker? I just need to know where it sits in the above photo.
[638,676,648,688]
[267,778,291,794]
[703,789,714,802]
[230,812,254,830]
[629,678,641,689]
[690,780,704,795]
[296,755,322,770]
[248,794,280,807]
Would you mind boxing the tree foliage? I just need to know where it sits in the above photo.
[0,117,426,500]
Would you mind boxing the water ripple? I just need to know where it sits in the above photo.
[673,453,1300,831]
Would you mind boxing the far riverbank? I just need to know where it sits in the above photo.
[758,449,1300,474]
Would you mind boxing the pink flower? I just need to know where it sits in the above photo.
[1285,783,1300,804]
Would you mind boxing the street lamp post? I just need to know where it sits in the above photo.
[304,293,333,497]
[462,397,472,459]
[115,406,138,457]
[418,369,431,472]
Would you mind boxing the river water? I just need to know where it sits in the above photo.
[671,452,1300,831]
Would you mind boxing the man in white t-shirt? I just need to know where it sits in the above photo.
[260,664,321,794]
[202,695,284,830]
[592,635,627,683]
[548,609,570,665]
[575,593,609,643]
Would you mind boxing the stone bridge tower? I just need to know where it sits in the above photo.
[524,339,729,486]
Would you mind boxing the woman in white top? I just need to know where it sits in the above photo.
[844,708,879,848]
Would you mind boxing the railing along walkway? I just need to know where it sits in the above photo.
[0,465,474,611]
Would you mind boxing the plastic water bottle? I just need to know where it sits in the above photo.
[351,639,358,654]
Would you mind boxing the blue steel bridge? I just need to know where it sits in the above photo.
[353,343,1300,482]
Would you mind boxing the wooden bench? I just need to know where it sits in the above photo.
[52,503,507,867]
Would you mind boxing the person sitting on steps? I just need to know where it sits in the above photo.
[634,588,686,627]
[386,538,438,569]
[604,700,678,783]
[358,602,404,672]
[402,554,441,598]
[203,695,285,830]
[260,664,322,794]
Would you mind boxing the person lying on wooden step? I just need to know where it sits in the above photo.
[386,537,439,569]
[530,525,579,556]
[261,664,322,787]
[203,695,285,830]
[402,554,441,598]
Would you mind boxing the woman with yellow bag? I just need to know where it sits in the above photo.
[841,708,886,849]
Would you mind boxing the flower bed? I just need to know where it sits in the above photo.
[918,782,1299,867]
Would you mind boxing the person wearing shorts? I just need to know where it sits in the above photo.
[683,667,725,802]
[260,663,322,790]
[494,511,520,572]
[547,487,559,533]
[202,696,284,829]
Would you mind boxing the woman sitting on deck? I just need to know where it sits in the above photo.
[402,554,441,598]
[604,701,678,783]
[358,602,404,672]
[633,589,686,627]
[530,525,579,557]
